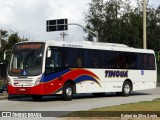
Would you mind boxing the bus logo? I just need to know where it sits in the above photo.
[105,70,128,78]
[22,70,27,76]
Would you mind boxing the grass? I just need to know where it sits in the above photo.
[66,99,160,117]
[91,101,160,111]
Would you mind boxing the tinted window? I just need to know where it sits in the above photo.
[45,47,64,74]
[47,47,156,70]
[143,54,155,70]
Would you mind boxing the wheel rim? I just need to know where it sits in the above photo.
[124,84,130,94]
[66,87,72,96]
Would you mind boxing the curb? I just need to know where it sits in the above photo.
[0,93,29,100]
[0,91,8,100]
[0,95,29,100]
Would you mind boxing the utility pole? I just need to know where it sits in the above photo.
[60,32,68,41]
[143,0,147,49]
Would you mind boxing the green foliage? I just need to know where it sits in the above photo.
[66,100,160,117]
[0,29,29,63]
[0,80,5,88]
[85,0,160,50]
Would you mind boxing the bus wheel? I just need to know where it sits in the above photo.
[62,82,73,101]
[31,95,43,101]
[122,81,131,96]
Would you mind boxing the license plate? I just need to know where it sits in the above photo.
[19,88,26,92]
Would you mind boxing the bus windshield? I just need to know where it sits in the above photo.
[9,43,44,76]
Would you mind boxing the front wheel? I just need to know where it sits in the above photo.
[62,83,73,101]
[122,81,132,96]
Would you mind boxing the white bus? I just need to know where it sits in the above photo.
[7,40,157,100]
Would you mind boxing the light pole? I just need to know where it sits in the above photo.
[143,0,147,49]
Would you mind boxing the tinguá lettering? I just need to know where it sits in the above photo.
[105,70,128,78]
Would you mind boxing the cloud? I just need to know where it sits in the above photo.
[0,0,159,41]
[0,0,91,41]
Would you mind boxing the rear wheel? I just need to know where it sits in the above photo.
[62,82,73,101]
[122,81,132,96]
[31,95,43,101]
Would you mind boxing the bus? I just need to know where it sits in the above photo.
[7,40,157,100]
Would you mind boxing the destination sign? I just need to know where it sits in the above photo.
[13,43,44,51]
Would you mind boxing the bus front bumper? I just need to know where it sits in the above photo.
[8,85,47,95]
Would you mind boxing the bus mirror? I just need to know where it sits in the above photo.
[4,53,6,60]
[47,48,51,57]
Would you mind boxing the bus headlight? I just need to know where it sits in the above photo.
[34,77,41,86]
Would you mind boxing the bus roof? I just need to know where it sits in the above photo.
[16,40,155,54]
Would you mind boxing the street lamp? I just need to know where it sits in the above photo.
[143,0,147,49]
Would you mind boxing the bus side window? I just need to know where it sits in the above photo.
[148,55,155,70]
[77,58,82,67]
[83,50,91,68]
[107,51,115,69]
[143,54,148,69]
[136,53,143,69]
[77,49,83,68]
[54,51,62,67]
[92,51,99,68]
[143,54,155,70]
[115,52,127,69]
[45,47,62,74]
[46,47,54,68]
[100,51,107,68]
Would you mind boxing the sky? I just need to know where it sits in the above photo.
[0,0,159,42]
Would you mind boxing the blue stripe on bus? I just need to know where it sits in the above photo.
[41,69,71,82]
[74,75,98,84]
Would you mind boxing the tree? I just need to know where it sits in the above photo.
[85,0,104,41]
[0,30,8,50]
[85,0,130,42]
[155,5,160,51]
[85,0,160,50]
[0,29,29,63]
[0,30,8,63]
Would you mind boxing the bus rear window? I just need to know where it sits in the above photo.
[143,54,155,70]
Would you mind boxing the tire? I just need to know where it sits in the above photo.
[31,95,43,101]
[122,81,132,96]
[8,94,13,100]
[93,92,105,97]
[62,82,73,101]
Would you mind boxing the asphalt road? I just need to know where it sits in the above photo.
[0,87,160,119]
